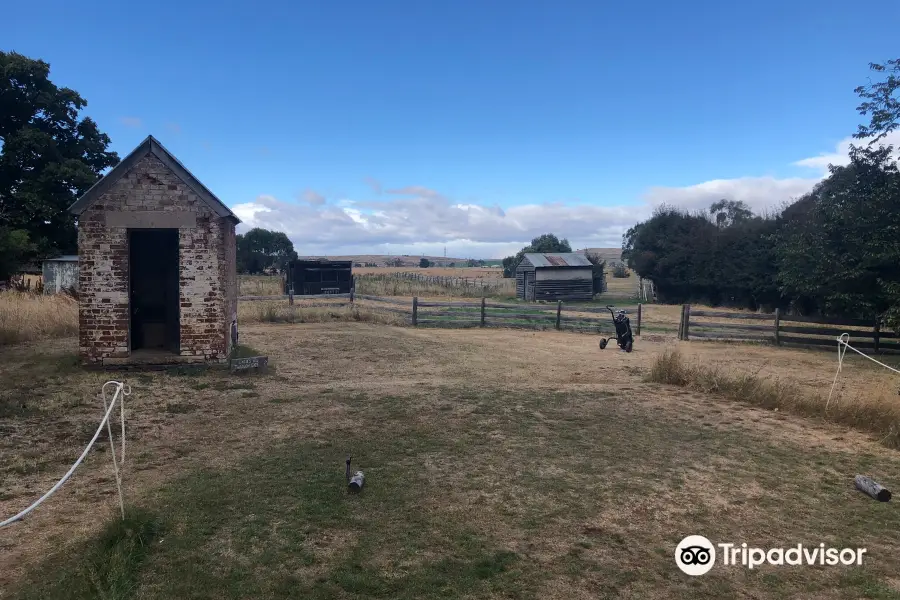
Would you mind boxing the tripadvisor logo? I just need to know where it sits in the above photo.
[675,535,867,576]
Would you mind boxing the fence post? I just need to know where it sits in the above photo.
[350,286,355,304]
[874,319,881,353]
[774,308,781,345]
[289,286,294,306]
[481,297,486,327]
[556,301,562,330]
[412,296,418,326]
[683,304,691,340]
[636,303,642,336]
[678,304,685,340]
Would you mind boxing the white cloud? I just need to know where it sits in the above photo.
[644,176,819,215]
[793,131,900,174]
[231,135,900,258]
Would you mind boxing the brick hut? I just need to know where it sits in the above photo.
[68,135,240,365]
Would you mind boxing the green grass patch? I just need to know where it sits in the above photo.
[15,507,163,600]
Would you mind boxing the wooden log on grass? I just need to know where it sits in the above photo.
[855,475,891,502]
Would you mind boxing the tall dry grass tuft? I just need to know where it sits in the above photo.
[0,291,78,345]
[238,300,407,326]
[648,348,900,448]
[239,275,283,296]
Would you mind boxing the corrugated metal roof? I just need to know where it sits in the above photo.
[523,253,593,268]
[44,255,79,262]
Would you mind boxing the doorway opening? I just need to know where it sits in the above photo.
[129,229,180,353]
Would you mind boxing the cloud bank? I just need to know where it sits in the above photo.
[232,137,895,258]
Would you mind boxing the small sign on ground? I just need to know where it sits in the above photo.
[230,355,268,373]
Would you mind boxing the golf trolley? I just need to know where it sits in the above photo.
[598,305,634,353]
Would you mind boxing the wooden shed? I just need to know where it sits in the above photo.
[515,253,594,302]
[285,259,353,295]
[42,255,79,294]
[68,135,240,365]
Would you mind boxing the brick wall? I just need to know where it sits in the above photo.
[78,153,235,363]
[222,220,237,354]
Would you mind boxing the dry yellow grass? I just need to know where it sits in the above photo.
[0,291,78,346]
[3,326,900,597]
[238,299,407,326]
[649,347,900,447]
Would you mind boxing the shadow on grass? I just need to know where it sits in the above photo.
[15,507,163,600]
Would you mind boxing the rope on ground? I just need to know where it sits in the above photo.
[826,333,900,412]
[0,381,131,529]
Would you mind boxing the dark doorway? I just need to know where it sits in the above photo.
[129,229,180,353]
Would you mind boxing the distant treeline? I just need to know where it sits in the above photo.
[624,149,899,328]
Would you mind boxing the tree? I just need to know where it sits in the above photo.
[583,251,607,294]
[236,228,298,274]
[854,58,900,143]
[708,199,753,229]
[773,145,900,322]
[0,228,35,281]
[0,51,119,266]
[419,257,431,268]
[501,233,572,278]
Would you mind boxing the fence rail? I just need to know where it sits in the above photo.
[678,304,900,354]
[239,291,644,335]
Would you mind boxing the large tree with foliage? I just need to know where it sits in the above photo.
[236,228,298,274]
[501,233,572,278]
[0,51,119,270]
[774,145,900,322]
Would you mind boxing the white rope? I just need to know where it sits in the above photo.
[0,381,131,529]
[826,333,900,412]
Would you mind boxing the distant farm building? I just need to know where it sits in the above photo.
[42,255,79,294]
[515,253,596,302]
[68,135,240,365]
[285,259,353,295]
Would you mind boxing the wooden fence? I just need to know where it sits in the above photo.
[678,304,900,353]
[239,291,643,335]
[413,299,642,333]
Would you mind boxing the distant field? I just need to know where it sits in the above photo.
[354,266,504,279]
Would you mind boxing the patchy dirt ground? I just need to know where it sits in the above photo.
[1,324,899,597]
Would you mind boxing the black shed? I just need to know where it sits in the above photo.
[515,253,595,302]
[285,260,353,295]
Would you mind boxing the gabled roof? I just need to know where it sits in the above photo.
[522,253,593,268]
[68,135,240,223]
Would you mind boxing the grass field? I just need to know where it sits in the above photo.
[3,323,900,598]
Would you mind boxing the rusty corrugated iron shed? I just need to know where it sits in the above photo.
[522,253,593,268]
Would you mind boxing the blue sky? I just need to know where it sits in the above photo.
[6,0,900,257]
